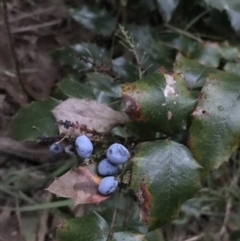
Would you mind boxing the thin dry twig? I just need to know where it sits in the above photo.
[0,6,57,25]
[11,19,62,33]
[183,233,205,241]
[0,137,55,163]
[2,0,28,102]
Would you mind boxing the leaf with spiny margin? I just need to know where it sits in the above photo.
[57,212,152,241]
[70,6,117,36]
[57,212,110,241]
[57,77,95,99]
[121,71,196,135]
[10,99,59,141]
[174,54,219,90]
[130,140,201,231]
[188,71,240,178]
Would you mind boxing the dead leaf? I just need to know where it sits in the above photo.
[46,164,110,205]
[52,98,129,137]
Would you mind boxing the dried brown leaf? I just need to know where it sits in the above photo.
[52,98,129,137]
[46,164,109,205]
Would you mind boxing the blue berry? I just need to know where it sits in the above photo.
[98,176,118,195]
[75,135,93,158]
[49,142,63,154]
[98,158,118,176]
[106,143,130,164]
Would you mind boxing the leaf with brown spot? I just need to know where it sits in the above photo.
[46,163,109,205]
[189,71,240,178]
[121,72,196,136]
[130,140,201,231]
[52,98,129,137]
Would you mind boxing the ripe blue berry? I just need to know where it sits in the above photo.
[49,143,63,154]
[98,176,118,195]
[106,143,130,164]
[75,135,93,158]
[98,158,118,176]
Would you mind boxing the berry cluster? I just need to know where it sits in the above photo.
[98,143,130,195]
[49,134,130,196]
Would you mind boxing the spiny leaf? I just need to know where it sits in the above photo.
[10,98,59,141]
[121,71,196,135]
[156,0,180,22]
[70,6,117,36]
[57,212,110,241]
[188,70,240,177]
[174,54,219,90]
[130,140,201,231]
[57,77,95,99]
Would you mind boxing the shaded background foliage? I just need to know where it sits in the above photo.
[1,0,240,241]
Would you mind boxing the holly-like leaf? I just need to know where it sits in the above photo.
[122,71,196,135]
[113,57,139,82]
[114,232,147,241]
[57,212,109,241]
[203,0,240,11]
[224,62,240,76]
[10,99,59,141]
[52,98,129,137]
[189,42,221,68]
[57,77,95,99]
[156,0,180,22]
[188,71,240,177]
[69,6,117,36]
[87,72,122,101]
[47,164,110,205]
[174,54,218,90]
[130,140,201,231]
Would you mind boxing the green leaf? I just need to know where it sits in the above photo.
[10,99,59,141]
[189,71,240,177]
[113,57,139,82]
[156,0,180,22]
[57,73,122,109]
[70,6,117,36]
[57,77,95,99]
[122,72,196,135]
[224,62,240,76]
[114,232,147,241]
[127,25,173,72]
[57,212,110,241]
[203,0,240,11]
[227,10,240,33]
[52,43,109,71]
[189,42,221,68]
[231,230,240,241]
[174,54,218,90]
[130,140,201,231]
[87,72,121,98]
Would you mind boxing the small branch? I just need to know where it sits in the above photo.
[117,25,147,79]
[2,0,28,101]
[107,191,121,241]
[183,233,205,241]
[72,52,124,82]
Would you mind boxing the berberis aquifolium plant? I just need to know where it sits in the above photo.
[9,43,240,241]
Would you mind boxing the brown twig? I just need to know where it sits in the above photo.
[72,52,124,81]
[2,0,28,101]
